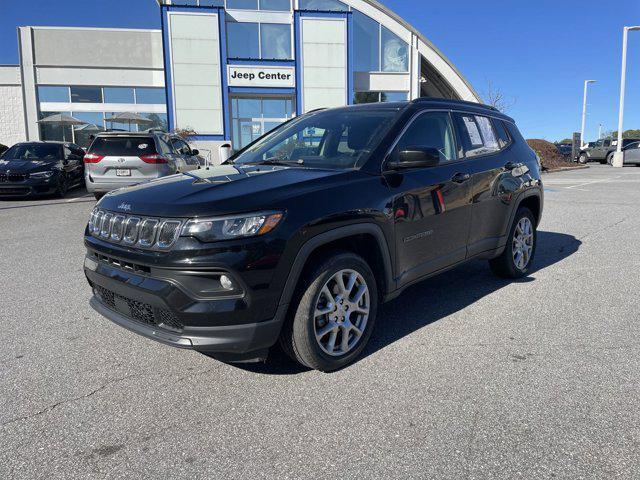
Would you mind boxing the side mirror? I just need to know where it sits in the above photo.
[191,149,199,156]
[386,147,441,170]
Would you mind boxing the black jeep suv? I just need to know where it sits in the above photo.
[84,99,543,371]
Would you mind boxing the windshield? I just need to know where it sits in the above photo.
[2,144,61,160]
[230,108,399,170]
[89,137,157,156]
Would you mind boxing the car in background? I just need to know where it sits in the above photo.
[578,138,640,164]
[0,141,85,198]
[622,141,640,166]
[84,131,204,200]
[555,143,572,158]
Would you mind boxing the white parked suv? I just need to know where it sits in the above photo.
[84,131,204,199]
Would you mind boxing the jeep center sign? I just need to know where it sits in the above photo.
[227,66,296,88]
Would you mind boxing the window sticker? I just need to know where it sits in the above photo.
[138,143,149,150]
[463,116,483,146]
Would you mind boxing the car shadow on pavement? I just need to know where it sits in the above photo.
[221,230,581,375]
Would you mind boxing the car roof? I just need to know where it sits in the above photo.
[10,141,78,147]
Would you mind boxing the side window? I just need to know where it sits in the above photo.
[157,136,173,154]
[172,138,191,155]
[454,114,501,158]
[63,146,72,159]
[603,139,611,148]
[595,139,604,147]
[492,120,512,149]
[394,111,457,163]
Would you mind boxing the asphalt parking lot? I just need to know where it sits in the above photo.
[1,164,639,479]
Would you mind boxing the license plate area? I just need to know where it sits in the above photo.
[116,169,131,177]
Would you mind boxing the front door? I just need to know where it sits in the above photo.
[388,111,473,286]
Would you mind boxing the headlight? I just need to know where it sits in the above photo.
[181,212,283,242]
[30,171,55,178]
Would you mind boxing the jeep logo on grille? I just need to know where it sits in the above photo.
[118,203,132,212]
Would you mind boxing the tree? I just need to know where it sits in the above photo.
[606,129,640,139]
[482,80,517,112]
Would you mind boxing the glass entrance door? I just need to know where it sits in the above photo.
[231,96,295,150]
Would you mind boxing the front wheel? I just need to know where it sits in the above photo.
[578,154,588,164]
[606,153,614,165]
[489,207,537,279]
[280,252,378,372]
[55,175,68,198]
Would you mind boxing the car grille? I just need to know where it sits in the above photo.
[88,208,183,251]
[0,173,29,183]
[92,283,183,332]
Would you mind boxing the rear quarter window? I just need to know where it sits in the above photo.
[89,137,157,156]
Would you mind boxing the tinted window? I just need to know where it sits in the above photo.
[38,86,70,103]
[227,22,260,58]
[353,11,379,71]
[89,137,157,156]
[394,111,456,162]
[70,86,102,103]
[231,109,398,169]
[454,114,500,158]
[227,0,258,8]
[603,139,611,147]
[172,138,191,155]
[259,0,290,9]
[3,144,61,160]
[135,88,166,104]
[354,92,408,104]
[104,87,135,104]
[493,120,512,149]
[260,24,292,59]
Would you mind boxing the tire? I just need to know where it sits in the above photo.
[578,154,588,164]
[55,175,68,198]
[93,193,105,201]
[280,251,378,372]
[489,207,537,279]
[605,153,614,165]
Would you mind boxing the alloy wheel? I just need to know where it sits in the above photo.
[512,217,534,270]
[313,269,370,357]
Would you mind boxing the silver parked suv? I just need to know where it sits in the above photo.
[84,131,204,199]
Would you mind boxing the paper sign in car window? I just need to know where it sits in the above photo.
[463,117,483,146]
[138,143,149,150]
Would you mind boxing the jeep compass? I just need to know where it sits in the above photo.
[84,99,543,371]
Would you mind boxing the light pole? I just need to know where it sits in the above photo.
[580,80,596,148]
[612,26,640,168]
[598,123,603,139]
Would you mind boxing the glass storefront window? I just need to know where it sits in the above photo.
[227,22,260,58]
[353,11,379,72]
[298,0,347,11]
[72,112,105,148]
[140,113,169,132]
[39,111,73,142]
[259,0,290,10]
[135,87,166,104]
[38,86,70,103]
[231,96,295,150]
[70,86,103,103]
[354,91,408,104]
[226,0,258,8]
[104,87,135,104]
[260,23,292,60]
[381,27,409,72]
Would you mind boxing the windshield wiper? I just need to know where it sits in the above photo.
[249,157,304,167]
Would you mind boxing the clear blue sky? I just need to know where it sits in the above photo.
[2,0,639,141]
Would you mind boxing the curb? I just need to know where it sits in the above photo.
[543,165,590,174]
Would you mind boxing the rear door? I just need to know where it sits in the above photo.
[388,110,473,286]
[591,139,605,160]
[64,145,85,183]
[451,113,513,256]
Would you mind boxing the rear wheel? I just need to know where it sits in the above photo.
[606,152,614,165]
[280,252,378,372]
[489,207,537,279]
[578,154,588,164]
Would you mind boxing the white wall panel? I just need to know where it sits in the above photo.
[353,72,410,92]
[168,13,223,135]
[36,67,165,88]
[301,18,347,113]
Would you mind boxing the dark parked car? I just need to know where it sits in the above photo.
[0,142,85,198]
[555,143,572,157]
[83,99,543,371]
[578,138,640,164]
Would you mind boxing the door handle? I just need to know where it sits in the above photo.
[451,172,471,184]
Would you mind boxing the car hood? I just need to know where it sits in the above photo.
[97,163,364,217]
[0,158,60,173]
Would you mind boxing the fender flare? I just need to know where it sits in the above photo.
[278,223,395,308]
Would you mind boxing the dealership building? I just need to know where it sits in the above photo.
[1,0,480,161]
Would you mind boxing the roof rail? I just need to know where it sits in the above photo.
[411,97,499,112]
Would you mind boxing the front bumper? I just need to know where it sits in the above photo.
[84,240,288,360]
[0,178,58,196]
